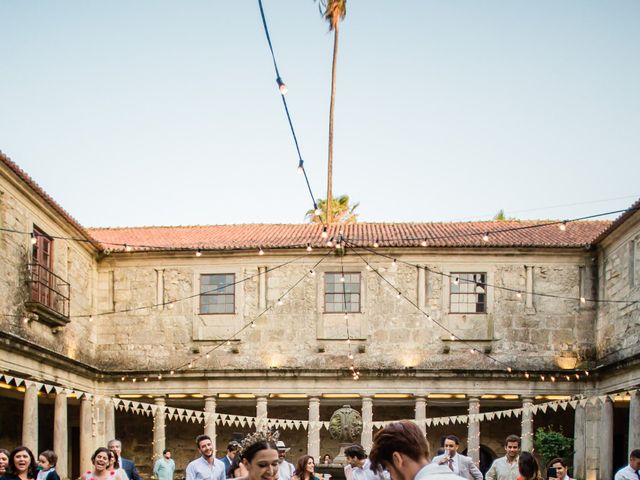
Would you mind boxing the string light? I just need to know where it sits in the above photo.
[144,377,148,382]
[516,292,522,299]
[584,370,590,376]
[258,247,265,256]
[170,370,175,375]
[121,376,125,381]
[421,239,427,247]
[297,159,304,173]
[396,291,402,298]
[132,378,137,383]
[524,372,530,379]
[540,375,545,381]
[205,353,210,359]
[226,340,231,346]
[89,316,94,322]
[373,239,379,248]
[482,233,490,242]
[450,334,456,341]
[309,269,316,276]
[559,221,567,231]
[277,298,283,306]
[326,239,333,247]
[321,227,328,239]
[307,243,313,252]
[348,353,354,360]
[580,297,586,303]
[124,244,133,252]
[167,302,174,310]
[453,276,459,285]
[276,76,288,95]
[314,207,322,216]
[340,275,345,282]
[250,321,256,328]
[196,249,202,257]
[507,367,512,373]
[188,361,193,368]
[30,233,37,245]
[157,374,162,380]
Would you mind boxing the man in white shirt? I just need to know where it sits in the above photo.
[549,458,572,480]
[345,444,388,480]
[369,420,466,480]
[614,450,640,480]
[276,440,295,480]
[485,435,520,480]
[431,436,482,480]
[185,435,226,480]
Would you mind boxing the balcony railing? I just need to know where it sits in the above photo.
[26,262,70,325]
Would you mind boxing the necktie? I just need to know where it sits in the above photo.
[448,459,454,472]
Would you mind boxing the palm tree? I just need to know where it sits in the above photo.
[316,0,347,224]
[306,195,359,224]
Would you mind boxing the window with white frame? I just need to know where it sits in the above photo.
[450,272,487,313]
[324,272,361,313]
[200,273,235,314]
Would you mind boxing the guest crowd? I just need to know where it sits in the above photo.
[0,428,638,480]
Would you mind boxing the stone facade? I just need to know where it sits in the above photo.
[0,155,638,480]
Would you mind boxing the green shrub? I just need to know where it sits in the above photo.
[533,426,574,467]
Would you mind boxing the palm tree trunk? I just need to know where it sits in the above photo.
[326,20,340,224]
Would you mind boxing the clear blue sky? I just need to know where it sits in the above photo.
[1,1,638,227]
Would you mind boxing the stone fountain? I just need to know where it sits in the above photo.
[314,405,363,480]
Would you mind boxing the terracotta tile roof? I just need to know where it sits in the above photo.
[87,220,611,252]
[591,198,640,244]
[0,151,101,250]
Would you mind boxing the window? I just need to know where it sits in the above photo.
[200,274,235,314]
[325,272,361,313]
[450,272,486,313]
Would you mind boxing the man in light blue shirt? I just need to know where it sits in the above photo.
[154,449,176,480]
[614,450,640,480]
[186,435,226,480]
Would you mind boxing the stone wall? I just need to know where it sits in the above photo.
[0,166,97,366]
[93,249,597,373]
[596,209,640,366]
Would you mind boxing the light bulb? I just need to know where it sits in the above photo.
[575,373,580,379]
[550,376,556,382]
[226,340,231,346]
[482,233,489,242]
[258,247,265,256]
[297,160,304,173]
[167,302,174,310]
[516,292,522,299]
[307,244,313,252]
[206,353,210,359]
[340,276,345,282]
[315,208,322,216]
[309,269,316,276]
[170,370,175,375]
[450,334,455,341]
[30,235,37,245]
[580,297,586,303]
[326,240,333,247]
[470,348,476,354]
[365,264,372,271]
[565,375,570,381]
[144,377,148,382]
[421,239,427,247]
[540,375,545,381]
[584,370,589,376]
[277,298,283,306]
[524,372,530,379]
[373,239,379,248]
[124,244,133,252]
[276,77,288,95]
[507,367,512,373]
[348,353,354,360]
[453,277,459,285]
[559,222,567,231]
[196,249,202,257]
[121,376,125,381]
[396,291,401,298]
[158,374,162,380]
[335,243,342,250]
[250,321,256,328]
[321,227,328,239]
[89,316,94,322]
[132,378,137,383]
[344,313,349,320]
[347,338,351,345]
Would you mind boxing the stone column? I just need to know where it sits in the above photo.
[414,396,427,435]
[204,396,217,452]
[307,397,321,460]
[54,392,68,480]
[22,383,39,453]
[361,396,373,452]
[153,397,166,459]
[521,397,534,452]
[599,398,614,480]
[79,397,93,474]
[105,398,116,443]
[467,397,480,464]
[256,396,268,430]
[629,391,640,457]
[573,403,586,480]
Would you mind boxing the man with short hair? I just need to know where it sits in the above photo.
[108,439,142,480]
[186,435,226,480]
[219,442,240,479]
[614,449,640,480]
[485,435,521,480]
[549,458,571,480]
[276,440,295,480]
[431,435,482,480]
[369,420,466,480]
[154,449,176,480]
[344,444,387,480]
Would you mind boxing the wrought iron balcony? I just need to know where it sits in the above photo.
[25,262,70,326]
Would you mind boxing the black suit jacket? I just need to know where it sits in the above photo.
[121,457,142,480]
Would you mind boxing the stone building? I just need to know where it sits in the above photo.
[0,151,638,480]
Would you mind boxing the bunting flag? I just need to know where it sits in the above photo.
[0,372,637,429]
